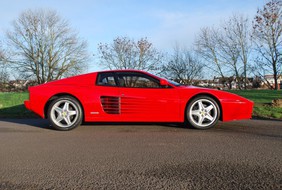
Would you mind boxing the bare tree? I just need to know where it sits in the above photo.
[195,27,234,89]
[234,15,252,90]
[162,46,203,85]
[98,37,163,72]
[0,42,4,61]
[218,14,251,89]
[252,0,282,90]
[195,27,226,80]
[217,25,241,89]
[0,42,9,83]
[195,14,252,90]
[6,9,89,84]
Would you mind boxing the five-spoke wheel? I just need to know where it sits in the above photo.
[48,96,83,130]
[186,96,220,129]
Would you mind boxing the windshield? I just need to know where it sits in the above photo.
[167,79,182,87]
[149,72,183,87]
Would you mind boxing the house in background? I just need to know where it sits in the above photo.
[197,76,253,90]
[263,75,282,89]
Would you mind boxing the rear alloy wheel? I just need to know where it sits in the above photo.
[186,96,220,129]
[48,96,83,131]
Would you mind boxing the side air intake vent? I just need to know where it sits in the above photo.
[100,96,120,114]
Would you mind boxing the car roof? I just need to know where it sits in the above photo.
[96,69,167,82]
[97,69,148,74]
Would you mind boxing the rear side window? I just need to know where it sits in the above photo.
[96,73,117,86]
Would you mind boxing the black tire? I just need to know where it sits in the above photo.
[186,96,220,129]
[47,96,83,131]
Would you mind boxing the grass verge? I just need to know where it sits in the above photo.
[0,92,37,118]
[227,90,282,120]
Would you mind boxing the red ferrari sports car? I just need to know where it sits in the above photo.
[24,70,253,130]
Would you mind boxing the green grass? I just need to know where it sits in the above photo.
[0,90,281,119]
[0,92,36,118]
[227,90,282,119]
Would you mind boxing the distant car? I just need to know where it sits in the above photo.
[24,70,253,130]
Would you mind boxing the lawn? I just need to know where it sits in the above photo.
[0,90,281,119]
[0,92,36,118]
[227,90,282,119]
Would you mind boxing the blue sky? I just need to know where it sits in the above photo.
[0,0,265,71]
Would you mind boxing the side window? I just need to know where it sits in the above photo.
[96,73,117,86]
[117,73,161,88]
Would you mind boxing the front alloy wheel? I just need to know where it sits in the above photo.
[186,96,220,129]
[48,96,82,130]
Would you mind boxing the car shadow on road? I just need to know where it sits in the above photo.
[0,118,52,130]
[213,119,282,139]
[0,118,190,131]
[0,104,38,118]
[83,122,190,131]
[0,118,281,139]
[252,116,282,122]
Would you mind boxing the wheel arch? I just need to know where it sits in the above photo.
[185,93,223,121]
[44,93,85,121]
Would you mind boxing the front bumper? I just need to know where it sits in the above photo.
[221,99,254,122]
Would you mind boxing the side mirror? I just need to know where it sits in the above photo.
[160,79,169,86]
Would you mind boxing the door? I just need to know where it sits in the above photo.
[116,72,180,122]
[91,72,121,121]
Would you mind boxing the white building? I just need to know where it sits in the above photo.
[264,75,282,89]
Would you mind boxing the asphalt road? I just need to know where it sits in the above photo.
[0,119,281,190]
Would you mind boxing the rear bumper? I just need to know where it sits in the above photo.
[24,100,31,110]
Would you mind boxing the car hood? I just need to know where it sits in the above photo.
[176,85,253,103]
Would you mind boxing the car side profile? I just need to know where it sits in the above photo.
[24,70,254,130]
